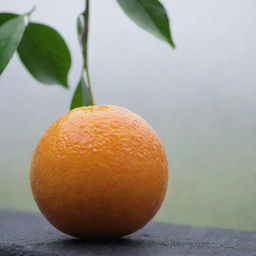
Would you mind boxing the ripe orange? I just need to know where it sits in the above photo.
[30,105,168,238]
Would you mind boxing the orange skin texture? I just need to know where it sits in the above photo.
[30,105,168,238]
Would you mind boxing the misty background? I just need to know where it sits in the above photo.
[0,0,256,231]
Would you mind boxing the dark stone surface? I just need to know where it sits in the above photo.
[0,211,256,256]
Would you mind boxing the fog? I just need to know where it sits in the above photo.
[0,0,256,230]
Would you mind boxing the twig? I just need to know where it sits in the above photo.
[81,0,95,105]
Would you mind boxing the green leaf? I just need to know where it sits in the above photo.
[77,14,84,47]
[0,15,26,75]
[77,14,89,64]
[117,0,175,48]
[18,23,71,88]
[72,13,94,108]
[70,75,93,110]
[0,13,18,26]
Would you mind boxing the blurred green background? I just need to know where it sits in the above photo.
[0,0,256,231]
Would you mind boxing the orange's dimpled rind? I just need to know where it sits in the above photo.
[30,105,168,238]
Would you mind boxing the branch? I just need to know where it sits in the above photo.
[82,0,90,69]
[80,0,95,105]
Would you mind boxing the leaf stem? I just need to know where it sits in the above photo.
[27,6,36,16]
[82,0,95,105]
[23,6,36,18]
[23,6,36,25]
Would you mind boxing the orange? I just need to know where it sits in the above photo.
[30,105,168,238]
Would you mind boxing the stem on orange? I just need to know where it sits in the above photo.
[82,0,95,105]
